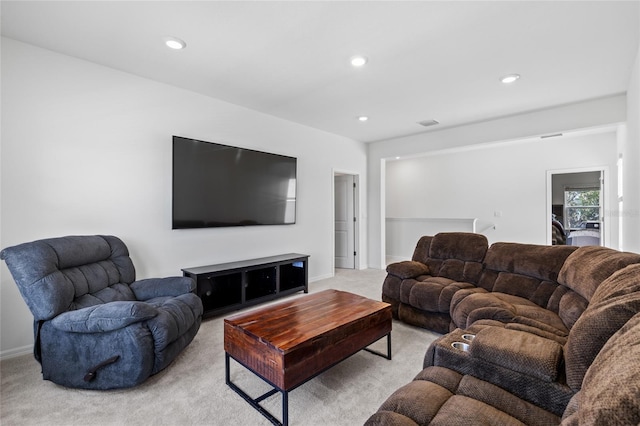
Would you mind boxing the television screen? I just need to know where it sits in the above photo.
[172,136,297,229]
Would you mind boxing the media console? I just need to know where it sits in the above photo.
[182,253,309,318]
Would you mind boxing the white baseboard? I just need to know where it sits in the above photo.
[1,344,32,361]
[309,272,334,283]
[385,255,409,265]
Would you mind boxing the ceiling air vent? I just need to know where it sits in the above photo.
[417,119,440,127]
[541,133,563,139]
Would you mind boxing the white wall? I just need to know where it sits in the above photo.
[0,38,368,357]
[368,95,628,269]
[385,218,477,262]
[622,41,640,252]
[385,131,619,248]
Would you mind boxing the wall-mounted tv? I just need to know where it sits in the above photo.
[172,136,297,229]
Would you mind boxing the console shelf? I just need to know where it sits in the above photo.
[182,253,309,318]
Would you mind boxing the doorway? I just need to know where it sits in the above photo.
[548,168,606,247]
[334,173,359,269]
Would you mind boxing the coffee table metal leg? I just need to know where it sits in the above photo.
[282,390,288,426]
[225,352,289,426]
[363,332,392,360]
[225,331,390,425]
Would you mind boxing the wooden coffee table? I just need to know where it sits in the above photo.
[224,289,392,426]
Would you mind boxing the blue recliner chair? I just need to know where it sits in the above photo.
[1,235,203,389]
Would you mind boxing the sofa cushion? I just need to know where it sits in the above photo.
[429,232,488,262]
[446,374,560,425]
[365,411,418,426]
[367,366,560,426]
[503,322,568,345]
[551,247,640,332]
[397,303,452,334]
[555,289,589,331]
[130,276,196,300]
[385,381,453,424]
[382,275,403,302]
[451,292,569,337]
[435,258,466,282]
[590,263,640,303]
[70,282,137,310]
[404,277,476,313]
[0,235,136,320]
[430,395,527,425]
[477,243,577,311]
[424,232,488,283]
[557,246,640,302]
[51,301,157,333]
[561,313,640,425]
[563,264,640,391]
[410,235,434,264]
[145,293,202,356]
[484,243,577,283]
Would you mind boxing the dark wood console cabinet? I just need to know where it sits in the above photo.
[182,253,309,318]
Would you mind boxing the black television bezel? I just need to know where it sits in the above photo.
[171,136,297,229]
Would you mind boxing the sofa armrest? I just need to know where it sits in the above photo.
[449,287,489,328]
[450,287,488,306]
[469,327,563,382]
[51,301,157,333]
[386,261,430,279]
[130,276,196,301]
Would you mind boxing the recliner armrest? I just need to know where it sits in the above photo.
[130,276,196,301]
[51,301,157,333]
[386,261,430,279]
[470,327,563,382]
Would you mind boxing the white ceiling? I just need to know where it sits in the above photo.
[2,1,639,143]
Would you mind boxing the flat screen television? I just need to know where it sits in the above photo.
[172,136,297,229]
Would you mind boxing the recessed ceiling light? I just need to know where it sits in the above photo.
[164,36,187,50]
[358,116,369,122]
[500,74,520,84]
[417,119,440,127]
[351,56,368,67]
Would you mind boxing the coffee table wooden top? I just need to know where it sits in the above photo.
[224,289,391,390]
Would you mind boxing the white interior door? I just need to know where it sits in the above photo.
[599,170,605,242]
[335,174,355,269]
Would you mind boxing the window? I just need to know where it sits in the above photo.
[564,187,600,230]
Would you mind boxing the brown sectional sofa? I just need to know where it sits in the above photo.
[368,232,640,425]
[383,233,490,333]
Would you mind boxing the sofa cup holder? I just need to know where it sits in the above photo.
[461,334,476,342]
[451,342,470,352]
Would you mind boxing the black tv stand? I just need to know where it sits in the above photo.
[182,253,309,318]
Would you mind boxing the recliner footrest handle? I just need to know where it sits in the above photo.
[84,355,120,382]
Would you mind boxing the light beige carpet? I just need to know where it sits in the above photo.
[0,268,440,425]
